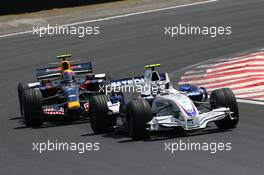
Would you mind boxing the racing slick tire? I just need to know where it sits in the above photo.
[18,82,29,115]
[90,95,115,134]
[21,89,44,127]
[127,99,152,140]
[210,88,239,129]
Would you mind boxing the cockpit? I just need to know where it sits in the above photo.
[151,71,160,81]
[144,70,161,82]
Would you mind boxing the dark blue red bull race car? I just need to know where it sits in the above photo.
[17,54,108,127]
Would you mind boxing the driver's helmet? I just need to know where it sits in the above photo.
[63,70,75,83]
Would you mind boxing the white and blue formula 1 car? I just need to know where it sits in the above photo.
[89,64,239,140]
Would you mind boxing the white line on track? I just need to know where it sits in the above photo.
[237,99,264,106]
[0,0,218,39]
[237,91,264,98]
[207,63,264,73]
[206,95,264,105]
[180,71,264,80]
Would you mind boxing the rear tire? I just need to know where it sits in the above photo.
[18,82,29,116]
[90,95,115,134]
[210,88,239,129]
[127,99,152,140]
[21,89,43,127]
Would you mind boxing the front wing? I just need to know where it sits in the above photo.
[147,107,233,131]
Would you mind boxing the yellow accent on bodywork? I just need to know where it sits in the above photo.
[68,101,80,109]
[57,54,72,60]
[144,64,161,69]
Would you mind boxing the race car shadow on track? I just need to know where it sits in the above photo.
[119,128,232,143]
[12,116,90,130]
[81,130,127,138]
[81,125,233,143]
[144,127,233,143]
[10,117,23,120]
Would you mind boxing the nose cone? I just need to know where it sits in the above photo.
[172,94,199,118]
[68,101,80,109]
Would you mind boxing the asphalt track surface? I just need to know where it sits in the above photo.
[0,0,264,174]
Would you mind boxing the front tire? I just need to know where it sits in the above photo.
[127,99,152,140]
[18,82,29,116]
[210,88,239,129]
[90,95,115,134]
[21,89,43,127]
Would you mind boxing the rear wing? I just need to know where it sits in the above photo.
[110,73,167,87]
[36,62,93,80]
